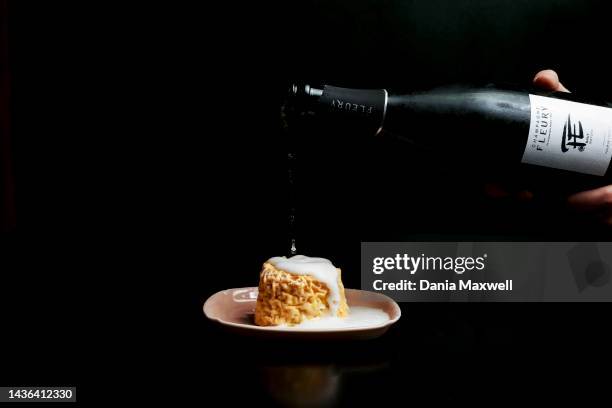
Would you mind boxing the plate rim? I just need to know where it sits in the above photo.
[203,287,402,333]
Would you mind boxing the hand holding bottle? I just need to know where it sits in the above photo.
[488,70,612,227]
[538,70,612,227]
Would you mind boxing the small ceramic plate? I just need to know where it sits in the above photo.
[203,287,401,340]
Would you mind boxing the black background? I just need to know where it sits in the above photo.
[3,0,612,405]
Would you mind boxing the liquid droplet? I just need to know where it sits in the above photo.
[290,239,297,255]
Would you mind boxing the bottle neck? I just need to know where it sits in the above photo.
[289,84,388,136]
[288,84,530,138]
[318,85,388,136]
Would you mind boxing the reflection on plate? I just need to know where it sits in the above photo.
[203,287,401,340]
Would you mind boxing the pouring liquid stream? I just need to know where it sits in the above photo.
[288,151,298,256]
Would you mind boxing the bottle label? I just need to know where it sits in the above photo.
[522,94,612,176]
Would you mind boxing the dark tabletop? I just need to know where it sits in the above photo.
[196,301,611,406]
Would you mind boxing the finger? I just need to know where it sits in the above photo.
[533,69,570,93]
[567,185,612,211]
[484,183,534,202]
[516,190,534,202]
[602,213,612,227]
[484,183,511,198]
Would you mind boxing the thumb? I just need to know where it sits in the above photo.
[533,69,570,93]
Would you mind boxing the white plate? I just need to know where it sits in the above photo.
[203,287,401,340]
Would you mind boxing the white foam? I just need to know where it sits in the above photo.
[279,306,389,330]
[268,255,342,315]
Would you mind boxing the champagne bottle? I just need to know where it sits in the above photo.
[288,83,612,188]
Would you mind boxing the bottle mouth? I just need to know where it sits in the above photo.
[284,83,324,119]
[288,83,324,98]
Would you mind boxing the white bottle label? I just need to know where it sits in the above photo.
[522,94,612,176]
